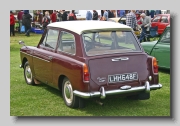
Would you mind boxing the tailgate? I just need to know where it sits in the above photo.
[88,53,149,86]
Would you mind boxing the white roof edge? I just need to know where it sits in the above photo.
[47,21,132,35]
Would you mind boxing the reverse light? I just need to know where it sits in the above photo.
[83,63,90,83]
[152,57,158,74]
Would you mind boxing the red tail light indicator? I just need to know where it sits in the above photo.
[152,57,158,74]
[83,64,90,83]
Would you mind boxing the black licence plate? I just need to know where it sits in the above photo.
[108,72,138,83]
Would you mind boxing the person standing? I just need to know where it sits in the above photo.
[22,10,32,37]
[33,10,43,26]
[92,10,98,20]
[108,10,115,18]
[10,11,15,36]
[102,10,108,21]
[150,10,155,18]
[57,10,62,21]
[155,10,161,15]
[42,11,50,30]
[145,10,150,16]
[68,10,77,20]
[136,12,142,25]
[120,10,125,17]
[62,10,68,21]
[86,10,92,20]
[126,10,137,30]
[139,13,151,42]
[51,10,57,23]
[17,10,24,33]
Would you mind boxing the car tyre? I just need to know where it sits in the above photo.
[24,61,35,85]
[62,77,79,108]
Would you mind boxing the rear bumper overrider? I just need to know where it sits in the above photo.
[73,81,162,99]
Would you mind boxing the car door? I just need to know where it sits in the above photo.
[151,28,170,69]
[33,28,59,84]
[151,15,161,34]
[158,15,169,34]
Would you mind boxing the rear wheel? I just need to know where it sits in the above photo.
[24,61,35,85]
[62,77,79,108]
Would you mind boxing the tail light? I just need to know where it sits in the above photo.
[152,57,158,74]
[83,63,90,83]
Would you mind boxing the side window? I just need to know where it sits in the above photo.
[159,29,170,43]
[58,31,76,54]
[152,16,161,22]
[160,16,168,23]
[42,29,59,49]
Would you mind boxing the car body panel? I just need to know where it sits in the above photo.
[141,25,170,69]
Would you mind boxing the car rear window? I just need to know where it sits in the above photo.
[152,16,161,22]
[82,31,141,56]
[160,16,169,23]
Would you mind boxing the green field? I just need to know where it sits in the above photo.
[10,33,170,116]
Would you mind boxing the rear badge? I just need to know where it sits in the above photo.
[97,77,106,82]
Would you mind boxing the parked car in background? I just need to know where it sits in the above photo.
[19,21,162,108]
[141,25,170,69]
[151,14,170,35]
[74,10,101,20]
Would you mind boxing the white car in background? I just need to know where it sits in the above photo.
[74,10,102,20]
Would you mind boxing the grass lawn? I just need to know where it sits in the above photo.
[10,32,170,116]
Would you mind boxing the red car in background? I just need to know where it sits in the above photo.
[151,14,170,35]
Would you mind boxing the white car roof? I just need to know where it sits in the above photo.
[47,20,132,35]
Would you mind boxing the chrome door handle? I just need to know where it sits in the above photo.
[112,57,129,61]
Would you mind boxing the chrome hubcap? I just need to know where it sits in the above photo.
[25,65,32,83]
[64,81,73,104]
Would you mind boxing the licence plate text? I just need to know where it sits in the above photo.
[108,72,138,83]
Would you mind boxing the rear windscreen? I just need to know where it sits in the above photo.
[82,31,141,56]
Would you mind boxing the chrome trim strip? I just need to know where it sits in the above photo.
[73,82,162,99]
[21,51,50,62]
[33,56,50,62]
[21,51,33,57]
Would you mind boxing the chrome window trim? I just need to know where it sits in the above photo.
[58,31,76,55]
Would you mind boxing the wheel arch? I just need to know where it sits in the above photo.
[58,75,67,91]
[22,57,28,68]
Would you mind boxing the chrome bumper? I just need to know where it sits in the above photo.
[73,81,162,99]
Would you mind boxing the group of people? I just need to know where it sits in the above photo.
[125,10,160,43]
[10,9,165,39]
[86,10,115,21]
[10,10,32,37]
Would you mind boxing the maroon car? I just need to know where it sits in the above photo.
[151,14,170,35]
[19,21,162,108]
